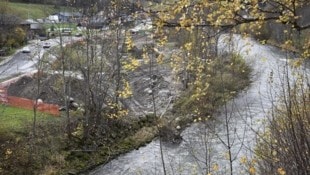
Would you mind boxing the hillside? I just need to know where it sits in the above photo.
[2,1,62,19]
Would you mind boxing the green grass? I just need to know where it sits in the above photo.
[0,105,59,135]
[3,2,76,20]
[5,2,56,19]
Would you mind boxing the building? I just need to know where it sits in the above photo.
[20,19,44,40]
[46,15,59,23]
[57,12,82,23]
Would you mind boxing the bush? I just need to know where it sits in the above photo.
[256,87,310,175]
[0,27,26,50]
[173,54,251,117]
[0,117,67,175]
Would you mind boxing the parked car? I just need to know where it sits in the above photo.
[75,32,82,37]
[43,42,51,49]
[22,46,31,53]
[40,37,48,41]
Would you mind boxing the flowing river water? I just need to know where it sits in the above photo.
[86,34,309,175]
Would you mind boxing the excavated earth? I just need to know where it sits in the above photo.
[7,33,182,118]
[7,74,84,106]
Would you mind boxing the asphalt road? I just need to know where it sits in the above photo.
[0,37,81,81]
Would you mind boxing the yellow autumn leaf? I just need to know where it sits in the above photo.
[184,42,192,51]
[156,53,164,64]
[240,156,247,164]
[212,163,219,171]
[118,80,132,98]
[293,59,302,68]
[277,167,286,175]
[125,34,134,51]
[123,58,140,71]
[249,166,256,175]
[5,149,12,155]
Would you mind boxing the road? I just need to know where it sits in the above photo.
[0,37,81,81]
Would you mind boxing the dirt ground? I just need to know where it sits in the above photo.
[122,32,182,117]
[7,32,182,118]
[6,64,181,118]
[7,74,84,106]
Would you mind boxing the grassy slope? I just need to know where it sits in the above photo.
[6,2,56,19]
[5,2,75,20]
[0,106,65,175]
[0,105,59,135]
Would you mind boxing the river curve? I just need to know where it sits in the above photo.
[86,34,309,175]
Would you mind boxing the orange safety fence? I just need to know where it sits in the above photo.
[0,73,60,116]
[1,95,60,116]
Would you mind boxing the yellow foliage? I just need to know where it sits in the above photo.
[184,42,192,51]
[122,58,140,71]
[5,148,12,159]
[292,59,302,68]
[5,149,12,155]
[157,53,164,64]
[158,35,168,46]
[240,155,247,164]
[249,166,256,175]
[118,80,133,99]
[212,163,219,171]
[125,34,134,51]
[277,167,286,175]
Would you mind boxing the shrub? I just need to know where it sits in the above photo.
[256,86,310,175]
[173,54,251,117]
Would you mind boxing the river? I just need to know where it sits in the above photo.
[86,34,309,175]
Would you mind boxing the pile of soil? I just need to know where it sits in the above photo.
[6,65,181,118]
[6,33,182,117]
[7,74,84,106]
[126,64,179,116]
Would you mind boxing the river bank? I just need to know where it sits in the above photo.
[77,39,251,174]
[83,34,309,175]
[0,30,251,175]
